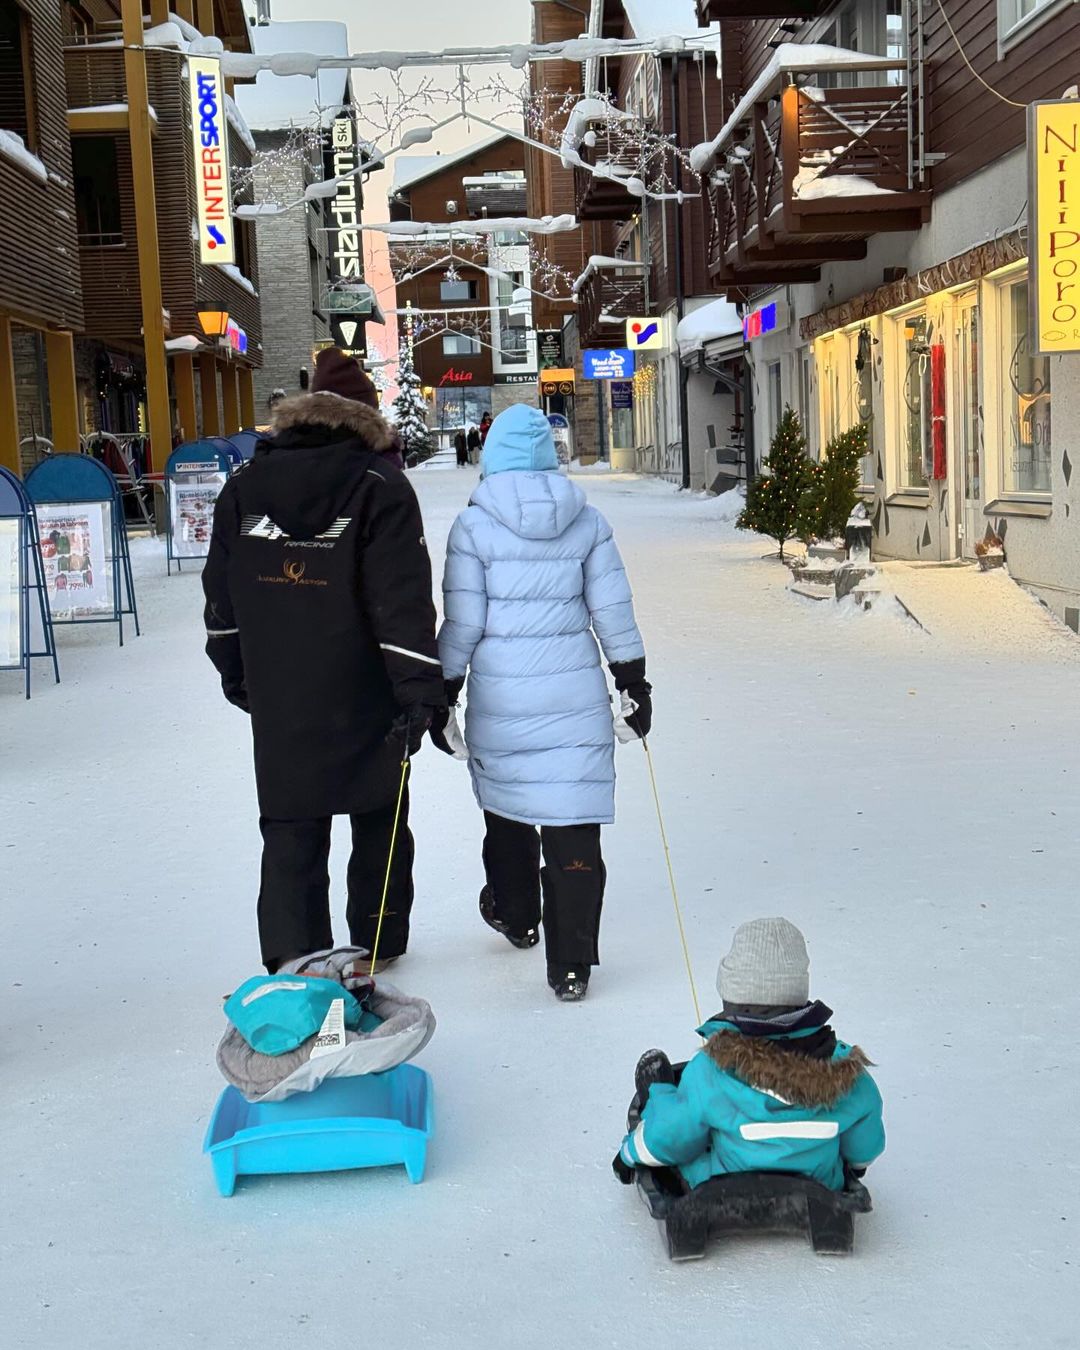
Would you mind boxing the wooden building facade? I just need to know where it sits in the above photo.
[391,134,541,439]
[1,0,264,476]
[698,0,1080,627]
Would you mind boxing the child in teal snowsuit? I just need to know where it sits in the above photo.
[617,918,884,1191]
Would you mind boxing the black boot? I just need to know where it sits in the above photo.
[479,886,540,950]
[547,963,589,1002]
[634,1049,674,1106]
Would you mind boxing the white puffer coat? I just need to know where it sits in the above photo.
[438,469,644,826]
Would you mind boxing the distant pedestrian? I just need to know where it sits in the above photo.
[433,405,651,1003]
[454,428,468,467]
[203,346,445,976]
[479,411,493,445]
[467,424,481,463]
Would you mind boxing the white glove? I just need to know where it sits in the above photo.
[613,690,642,745]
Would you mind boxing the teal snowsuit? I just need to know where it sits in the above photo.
[619,1018,885,1191]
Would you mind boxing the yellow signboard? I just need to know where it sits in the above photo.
[1030,99,1080,354]
[539,368,576,397]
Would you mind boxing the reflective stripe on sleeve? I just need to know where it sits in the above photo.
[739,1121,839,1142]
[206,627,239,637]
[630,1121,664,1168]
[380,643,441,667]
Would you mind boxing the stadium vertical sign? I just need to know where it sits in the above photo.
[1030,99,1080,354]
[189,56,235,266]
[330,111,362,284]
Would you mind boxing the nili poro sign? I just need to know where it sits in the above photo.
[189,56,235,266]
[1030,99,1080,354]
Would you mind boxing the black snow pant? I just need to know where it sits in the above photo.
[482,811,605,972]
[258,790,413,972]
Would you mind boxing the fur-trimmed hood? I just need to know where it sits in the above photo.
[271,391,395,452]
[704,1031,872,1109]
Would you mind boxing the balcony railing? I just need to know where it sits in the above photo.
[575,259,650,348]
[572,119,650,222]
[698,52,930,284]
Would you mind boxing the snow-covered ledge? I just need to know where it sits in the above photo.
[219,263,258,298]
[0,129,47,185]
[571,255,649,296]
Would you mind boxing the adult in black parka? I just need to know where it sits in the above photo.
[203,347,446,973]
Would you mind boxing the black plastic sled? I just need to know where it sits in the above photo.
[625,1070,872,1262]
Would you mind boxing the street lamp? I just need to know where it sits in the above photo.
[198,310,230,338]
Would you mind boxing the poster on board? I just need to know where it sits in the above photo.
[169,477,225,559]
[36,502,112,619]
[0,518,22,668]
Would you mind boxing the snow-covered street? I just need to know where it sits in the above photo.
[2,467,1079,1349]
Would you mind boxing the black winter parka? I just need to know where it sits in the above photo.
[203,392,443,818]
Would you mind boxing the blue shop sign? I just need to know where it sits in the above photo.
[583,348,635,380]
[611,381,633,409]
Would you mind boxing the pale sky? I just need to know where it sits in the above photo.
[268,0,537,378]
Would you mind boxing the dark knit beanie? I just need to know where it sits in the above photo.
[310,347,378,410]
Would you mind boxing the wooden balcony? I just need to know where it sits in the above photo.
[697,1,830,19]
[698,55,931,285]
[572,121,647,222]
[575,260,649,348]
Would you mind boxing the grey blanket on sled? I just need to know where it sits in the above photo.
[217,947,435,1103]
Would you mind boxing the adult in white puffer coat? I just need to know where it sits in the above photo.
[435,404,650,1001]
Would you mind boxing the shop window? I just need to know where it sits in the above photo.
[798,351,815,458]
[767,361,782,440]
[898,314,930,489]
[73,137,122,245]
[440,279,478,302]
[443,332,481,356]
[854,327,876,489]
[1002,278,1051,494]
[0,1,36,152]
[435,386,490,429]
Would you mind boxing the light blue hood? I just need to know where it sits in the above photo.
[480,404,560,477]
[471,470,587,541]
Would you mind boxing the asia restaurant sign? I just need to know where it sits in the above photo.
[329,112,363,285]
[1030,100,1080,354]
[189,57,235,265]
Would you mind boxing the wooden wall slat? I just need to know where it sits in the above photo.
[0,0,83,328]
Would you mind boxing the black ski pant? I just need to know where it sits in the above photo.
[482,811,605,971]
[258,791,413,972]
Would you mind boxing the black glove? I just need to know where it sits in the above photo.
[390,702,441,756]
[612,1151,636,1185]
[223,681,250,714]
[430,677,464,756]
[610,658,652,740]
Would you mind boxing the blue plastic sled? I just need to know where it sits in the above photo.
[204,1063,433,1196]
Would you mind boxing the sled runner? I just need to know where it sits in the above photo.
[204,1062,432,1196]
[624,1071,872,1260]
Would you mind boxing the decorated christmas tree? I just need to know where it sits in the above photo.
[797,422,868,544]
[391,342,435,461]
[737,407,811,558]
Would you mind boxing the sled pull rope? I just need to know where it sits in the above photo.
[369,752,412,977]
[642,737,702,1026]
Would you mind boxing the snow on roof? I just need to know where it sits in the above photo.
[690,44,904,174]
[389,133,514,196]
[623,1,713,41]
[676,298,742,358]
[235,21,349,132]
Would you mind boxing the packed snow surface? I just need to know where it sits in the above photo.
[2,472,1079,1348]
